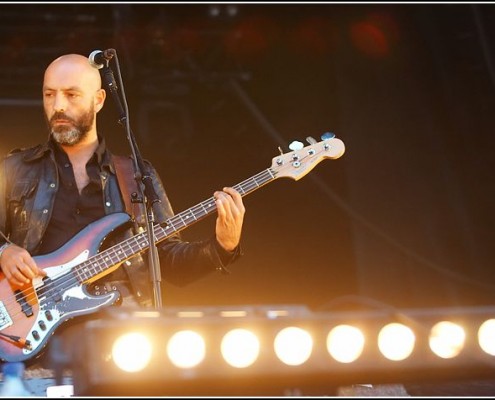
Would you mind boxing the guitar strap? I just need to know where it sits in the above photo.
[110,155,152,307]
[112,154,146,227]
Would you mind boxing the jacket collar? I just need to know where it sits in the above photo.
[22,135,116,174]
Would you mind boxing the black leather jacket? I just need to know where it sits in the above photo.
[0,139,240,306]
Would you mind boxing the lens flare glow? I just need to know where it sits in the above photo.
[112,332,153,372]
[221,329,260,368]
[167,330,206,368]
[327,325,365,363]
[429,321,465,358]
[378,323,415,361]
[274,327,313,366]
[478,319,495,356]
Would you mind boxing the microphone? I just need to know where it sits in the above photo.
[88,49,115,69]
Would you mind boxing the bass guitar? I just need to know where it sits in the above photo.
[0,135,344,362]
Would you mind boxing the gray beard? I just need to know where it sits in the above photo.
[51,127,87,146]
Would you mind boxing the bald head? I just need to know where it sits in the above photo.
[44,54,102,92]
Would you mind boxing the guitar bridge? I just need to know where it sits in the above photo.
[0,301,13,330]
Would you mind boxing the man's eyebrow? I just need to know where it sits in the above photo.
[43,86,82,92]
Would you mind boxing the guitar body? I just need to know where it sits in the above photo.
[0,212,131,362]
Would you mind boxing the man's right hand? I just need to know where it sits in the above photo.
[0,244,47,286]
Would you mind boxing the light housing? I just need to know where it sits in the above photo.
[70,304,495,396]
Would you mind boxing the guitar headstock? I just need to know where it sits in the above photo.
[270,135,345,180]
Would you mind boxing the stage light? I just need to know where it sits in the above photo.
[167,330,206,368]
[429,321,465,358]
[69,304,495,396]
[274,326,313,366]
[111,332,152,372]
[478,319,495,355]
[327,324,365,363]
[377,322,415,361]
[220,328,260,368]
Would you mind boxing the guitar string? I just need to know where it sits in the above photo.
[1,168,277,331]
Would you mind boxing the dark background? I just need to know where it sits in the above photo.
[1,2,494,316]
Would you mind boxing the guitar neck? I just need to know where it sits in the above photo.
[160,167,275,237]
[75,168,276,283]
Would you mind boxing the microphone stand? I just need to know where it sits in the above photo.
[99,49,163,309]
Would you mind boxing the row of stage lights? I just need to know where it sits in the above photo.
[108,317,495,372]
[72,304,495,396]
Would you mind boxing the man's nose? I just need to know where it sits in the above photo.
[53,93,67,113]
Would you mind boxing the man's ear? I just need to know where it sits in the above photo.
[95,88,106,113]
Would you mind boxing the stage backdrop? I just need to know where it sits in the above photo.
[0,3,493,314]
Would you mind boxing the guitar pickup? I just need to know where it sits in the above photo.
[14,289,34,318]
[40,276,63,304]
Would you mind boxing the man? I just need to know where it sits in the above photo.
[0,54,245,365]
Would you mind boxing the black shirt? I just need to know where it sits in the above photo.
[37,141,106,255]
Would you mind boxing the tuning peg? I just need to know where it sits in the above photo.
[289,140,304,151]
[321,132,335,140]
[306,136,317,145]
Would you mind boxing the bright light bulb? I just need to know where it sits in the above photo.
[327,325,365,363]
[167,330,206,368]
[112,332,153,372]
[221,329,260,368]
[478,319,495,356]
[429,321,465,358]
[378,323,415,361]
[274,326,313,366]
